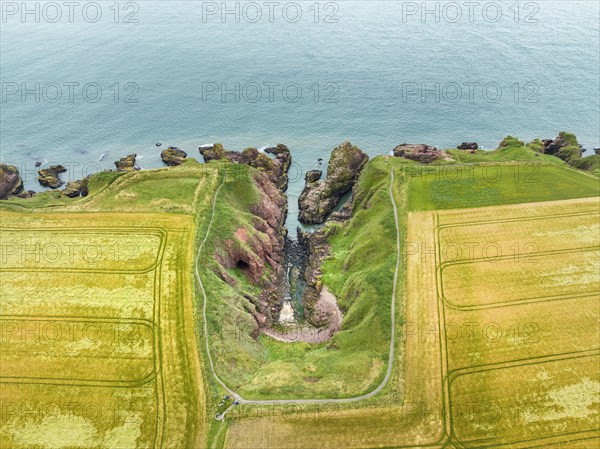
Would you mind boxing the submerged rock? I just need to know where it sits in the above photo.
[114,154,139,172]
[37,165,67,188]
[457,142,478,150]
[0,164,24,199]
[298,141,368,224]
[161,147,187,166]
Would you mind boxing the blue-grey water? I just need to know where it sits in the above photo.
[1,1,599,229]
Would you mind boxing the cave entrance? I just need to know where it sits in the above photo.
[236,260,250,271]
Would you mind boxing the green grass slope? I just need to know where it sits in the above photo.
[411,138,599,210]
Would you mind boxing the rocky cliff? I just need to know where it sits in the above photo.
[0,164,24,199]
[200,143,291,190]
[210,152,290,330]
[298,141,368,224]
[298,203,349,332]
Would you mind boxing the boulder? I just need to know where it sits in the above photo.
[114,154,139,172]
[298,141,368,224]
[457,142,478,150]
[199,143,227,162]
[393,143,443,163]
[17,190,36,199]
[305,170,322,183]
[60,177,87,198]
[542,133,582,163]
[37,165,67,188]
[161,147,187,166]
[0,164,24,199]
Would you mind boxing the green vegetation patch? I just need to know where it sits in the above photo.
[408,163,599,211]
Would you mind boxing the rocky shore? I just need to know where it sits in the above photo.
[199,143,291,190]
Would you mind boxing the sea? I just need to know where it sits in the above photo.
[1,0,599,230]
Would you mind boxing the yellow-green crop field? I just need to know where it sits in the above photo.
[0,164,215,448]
[417,196,600,448]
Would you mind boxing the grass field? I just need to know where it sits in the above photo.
[408,163,599,210]
[0,162,214,448]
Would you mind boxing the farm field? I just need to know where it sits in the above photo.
[0,164,214,448]
[416,196,600,448]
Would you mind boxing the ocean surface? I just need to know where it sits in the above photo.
[1,1,599,229]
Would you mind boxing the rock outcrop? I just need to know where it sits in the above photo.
[298,141,368,224]
[542,137,567,154]
[263,145,292,190]
[161,147,187,166]
[17,190,36,199]
[0,164,24,199]
[457,142,478,150]
[542,133,582,163]
[61,177,89,198]
[199,143,291,190]
[298,228,331,328]
[393,143,444,163]
[199,143,227,162]
[297,212,346,332]
[304,170,322,183]
[114,154,139,172]
[37,165,67,188]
